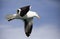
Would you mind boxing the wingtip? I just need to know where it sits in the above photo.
[25,33,30,37]
[26,35,30,37]
[8,19,12,21]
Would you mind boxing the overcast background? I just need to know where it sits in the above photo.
[0,0,60,39]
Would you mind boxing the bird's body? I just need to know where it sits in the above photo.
[6,5,40,37]
[12,11,38,19]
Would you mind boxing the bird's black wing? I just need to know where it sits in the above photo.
[23,18,33,37]
[20,5,30,17]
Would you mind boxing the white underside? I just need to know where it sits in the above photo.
[6,11,39,21]
[15,11,35,19]
[15,11,38,19]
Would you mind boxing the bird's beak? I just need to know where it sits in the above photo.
[37,16,40,19]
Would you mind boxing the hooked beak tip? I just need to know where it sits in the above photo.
[38,16,40,19]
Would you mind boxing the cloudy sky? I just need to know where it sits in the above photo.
[0,0,59,39]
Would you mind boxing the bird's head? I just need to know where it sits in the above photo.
[33,12,40,19]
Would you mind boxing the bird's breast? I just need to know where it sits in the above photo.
[26,11,35,18]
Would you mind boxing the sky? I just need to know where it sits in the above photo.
[0,0,60,39]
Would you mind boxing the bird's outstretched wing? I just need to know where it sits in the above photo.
[20,5,30,17]
[23,18,33,37]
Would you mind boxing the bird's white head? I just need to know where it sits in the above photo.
[27,11,40,19]
[33,11,40,19]
[35,14,40,19]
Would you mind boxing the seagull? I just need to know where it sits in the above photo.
[6,5,40,37]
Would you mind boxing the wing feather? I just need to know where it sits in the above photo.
[24,18,33,37]
[20,5,30,17]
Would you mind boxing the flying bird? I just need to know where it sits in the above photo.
[6,5,40,37]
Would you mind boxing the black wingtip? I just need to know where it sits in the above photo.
[8,19,12,21]
[26,33,30,37]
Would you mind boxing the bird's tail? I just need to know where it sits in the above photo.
[6,14,14,21]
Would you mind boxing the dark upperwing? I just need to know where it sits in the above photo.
[23,18,33,37]
[20,5,30,17]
